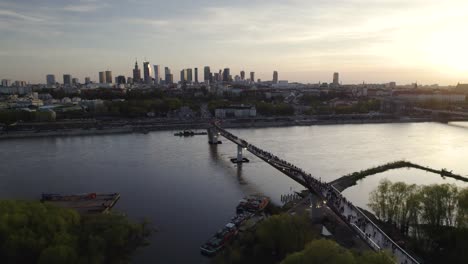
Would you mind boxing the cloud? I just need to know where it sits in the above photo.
[63,3,108,12]
[0,9,44,22]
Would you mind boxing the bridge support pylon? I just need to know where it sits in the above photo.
[207,128,222,144]
[230,144,250,164]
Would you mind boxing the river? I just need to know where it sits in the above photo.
[0,122,467,263]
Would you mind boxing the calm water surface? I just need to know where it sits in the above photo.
[1,122,467,263]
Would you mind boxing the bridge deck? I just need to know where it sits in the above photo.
[214,124,420,264]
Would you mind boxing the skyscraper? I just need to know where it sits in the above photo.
[143,61,151,84]
[105,71,112,83]
[333,72,339,85]
[250,72,255,82]
[223,68,230,82]
[165,67,172,84]
[99,72,105,83]
[204,66,211,82]
[194,68,198,83]
[187,68,193,83]
[63,74,71,85]
[46,74,55,86]
[180,70,186,82]
[1,79,11,87]
[85,77,91,84]
[240,71,245,80]
[153,65,161,85]
[72,78,79,85]
[273,71,278,84]
[133,60,141,83]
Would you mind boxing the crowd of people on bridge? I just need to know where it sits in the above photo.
[215,125,417,264]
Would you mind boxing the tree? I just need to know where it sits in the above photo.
[0,200,152,264]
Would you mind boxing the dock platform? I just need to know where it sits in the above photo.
[41,193,120,215]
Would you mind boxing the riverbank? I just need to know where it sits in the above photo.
[0,116,444,140]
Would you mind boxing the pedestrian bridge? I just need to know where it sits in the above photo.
[208,123,420,264]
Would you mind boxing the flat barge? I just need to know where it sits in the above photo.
[41,193,120,215]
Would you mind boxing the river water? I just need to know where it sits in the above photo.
[0,122,467,263]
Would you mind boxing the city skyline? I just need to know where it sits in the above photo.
[1,0,468,85]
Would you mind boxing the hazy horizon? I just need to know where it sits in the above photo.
[1,0,468,85]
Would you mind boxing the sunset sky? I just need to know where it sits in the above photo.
[1,0,468,85]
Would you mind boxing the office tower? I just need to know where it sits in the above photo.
[85,77,91,84]
[240,71,245,80]
[1,79,11,87]
[46,74,55,85]
[187,68,193,83]
[99,72,105,83]
[194,68,198,83]
[143,61,151,84]
[213,73,219,82]
[333,72,339,85]
[223,68,230,82]
[273,71,278,84]
[218,70,222,81]
[105,71,112,83]
[63,74,72,85]
[153,65,161,85]
[127,77,133,84]
[117,75,126,84]
[204,66,211,82]
[72,78,79,85]
[250,72,255,82]
[180,70,185,82]
[133,60,141,83]
[165,67,172,84]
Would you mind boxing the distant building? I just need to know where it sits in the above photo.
[99,72,105,83]
[215,105,257,118]
[116,75,126,84]
[105,71,112,83]
[194,68,198,83]
[250,72,255,82]
[273,71,278,84]
[165,67,173,84]
[240,71,245,80]
[85,77,91,84]
[63,74,72,85]
[1,79,11,87]
[393,90,466,103]
[333,72,339,85]
[187,68,193,83]
[143,61,151,84]
[204,66,211,82]
[72,78,79,85]
[46,74,55,86]
[153,65,161,85]
[127,77,133,84]
[133,60,141,83]
[180,70,185,82]
[223,68,230,82]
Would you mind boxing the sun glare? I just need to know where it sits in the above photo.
[425,30,468,74]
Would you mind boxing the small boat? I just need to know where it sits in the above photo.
[174,130,208,137]
[236,195,270,214]
[200,223,238,256]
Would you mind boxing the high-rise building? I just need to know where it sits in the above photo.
[213,73,219,82]
[194,68,198,83]
[180,70,185,82]
[333,72,339,85]
[240,71,245,80]
[250,72,255,82]
[72,78,79,85]
[1,79,11,87]
[127,77,133,84]
[187,68,193,83]
[223,68,230,82]
[117,75,126,84]
[133,61,141,83]
[204,66,211,82]
[105,71,112,83]
[153,65,161,85]
[165,67,173,84]
[85,77,91,84]
[46,74,55,85]
[273,71,278,84]
[99,72,105,83]
[63,74,72,85]
[143,61,151,84]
